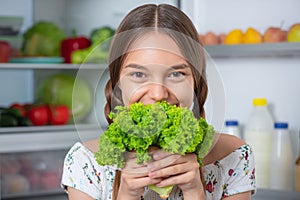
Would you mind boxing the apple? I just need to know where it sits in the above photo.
[0,41,11,62]
[198,33,205,44]
[202,31,219,45]
[218,33,226,44]
[287,23,300,42]
[263,27,287,43]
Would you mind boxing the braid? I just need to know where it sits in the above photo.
[112,170,121,200]
[104,80,113,124]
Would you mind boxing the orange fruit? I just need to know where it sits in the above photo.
[224,29,243,45]
[243,27,262,44]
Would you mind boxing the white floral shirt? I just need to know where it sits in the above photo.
[61,142,256,199]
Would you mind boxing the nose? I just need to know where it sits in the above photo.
[148,83,168,101]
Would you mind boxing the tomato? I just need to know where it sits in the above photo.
[27,105,49,126]
[48,105,70,125]
[0,41,11,63]
[9,103,26,117]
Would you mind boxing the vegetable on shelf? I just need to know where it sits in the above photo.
[35,73,92,122]
[0,106,31,127]
[0,41,11,62]
[95,101,215,198]
[61,30,91,63]
[21,21,66,57]
[71,26,115,64]
[48,104,70,125]
[27,104,49,126]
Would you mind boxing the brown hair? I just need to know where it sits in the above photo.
[103,4,208,199]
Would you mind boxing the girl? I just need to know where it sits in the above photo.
[61,4,256,200]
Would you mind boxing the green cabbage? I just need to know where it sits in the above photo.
[35,73,92,122]
[22,21,66,56]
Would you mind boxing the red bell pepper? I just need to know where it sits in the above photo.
[61,36,90,63]
[0,41,11,63]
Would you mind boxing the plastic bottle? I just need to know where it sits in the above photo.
[224,120,242,138]
[244,98,274,189]
[295,131,300,192]
[269,122,293,190]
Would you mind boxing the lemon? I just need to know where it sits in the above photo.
[243,27,262,44]
[225,29,243,45]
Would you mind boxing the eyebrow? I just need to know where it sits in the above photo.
[124,64,147,70]
[170,64,190,70]
[124,63,189,70]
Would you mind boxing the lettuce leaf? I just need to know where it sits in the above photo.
[95,101,215,197]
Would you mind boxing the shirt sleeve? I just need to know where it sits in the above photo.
[61,142,112,200]
[221,144,256,198]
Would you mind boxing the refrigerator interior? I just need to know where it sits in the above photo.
[1,0,300,199]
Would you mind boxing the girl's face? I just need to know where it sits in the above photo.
[119,32,194,108]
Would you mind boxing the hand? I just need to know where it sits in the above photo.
[147,149,206,199]
[118,151,162,200]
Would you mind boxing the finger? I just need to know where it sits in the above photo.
[125,154,149,169]
[150,149,172,160]
[124,151,137,160]
[122,166,149,177]
[149,156,199,178]
[155,170,195,187]
[122,176,163,189]
[147,154,181,172]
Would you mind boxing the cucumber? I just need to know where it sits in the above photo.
[0,114,18,127]
[2,107,23,117]
[17,116,32,126]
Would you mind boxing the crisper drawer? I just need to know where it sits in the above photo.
[0,149,67,199]
[0,125,100,200]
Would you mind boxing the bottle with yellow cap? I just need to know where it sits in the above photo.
[244,98,274,189]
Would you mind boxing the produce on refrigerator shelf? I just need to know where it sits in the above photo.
[0,41,11,62]
[202,31,219,46]
[21,21,66,56]
[242,27,263,44]
[218,33,226,44]
[27,104,49,126]
[263,27,287,43]
[287,23,300,42]
[95,101,215,198]
[224,29,243,45]
[61,31,91,63]
[0,106,31,127]
[71,44,109,64]
[90,26,115,46]
[10,103,26,116]
[48,105,70,125]
[71,26,115,64]
[36,73,92,122]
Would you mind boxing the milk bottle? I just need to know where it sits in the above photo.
[244,98,274,188]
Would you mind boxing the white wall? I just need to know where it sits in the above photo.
[182,0,300,34]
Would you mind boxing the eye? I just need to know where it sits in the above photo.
[168,71,185,78]
[131,71,146,78]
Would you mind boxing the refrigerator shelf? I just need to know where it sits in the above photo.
[204,42,300,58]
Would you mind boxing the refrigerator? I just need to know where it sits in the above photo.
[1,0,300,199]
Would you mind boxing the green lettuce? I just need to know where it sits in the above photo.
[95,101,214,198]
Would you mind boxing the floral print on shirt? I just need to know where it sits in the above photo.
[61,142,256,200]
[203,144,256,199]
